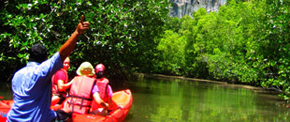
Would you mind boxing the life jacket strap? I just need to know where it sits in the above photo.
[68,95,93,101]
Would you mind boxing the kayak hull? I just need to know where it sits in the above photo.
[0,100,13,122]
[0,89,133,122]
[69,89,133,122]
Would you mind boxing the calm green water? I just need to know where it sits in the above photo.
[123,77,290,122]
[1,77,290,122]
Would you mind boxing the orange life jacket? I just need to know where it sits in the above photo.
[63,75,96,114]
[52,69,68,97]
[90,78,109,111]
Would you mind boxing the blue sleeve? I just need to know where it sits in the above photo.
[35,52,63,83]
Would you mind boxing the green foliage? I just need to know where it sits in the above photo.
[256,0,290,100]
[154,0,290,101]
[0,0,169,82]
[155,30,186,75]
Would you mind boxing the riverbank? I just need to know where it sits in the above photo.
[133,73,281,96]
[133,73,290,110]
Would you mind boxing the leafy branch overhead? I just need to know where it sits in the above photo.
[0,0,169,82]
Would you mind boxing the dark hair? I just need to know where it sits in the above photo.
[96,71,104,79]
[29,44,48,63]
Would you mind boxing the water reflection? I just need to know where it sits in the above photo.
[1,77,290,122]
[127,78,290,122]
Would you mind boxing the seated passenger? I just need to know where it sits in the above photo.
[62,62,109,114]
[90,64,114,115]
[51,57,73,106]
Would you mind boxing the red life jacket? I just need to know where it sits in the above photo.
[90,78,109,111]
[52,69,68,97]
[63,75,96,114]
[97,78,109,102]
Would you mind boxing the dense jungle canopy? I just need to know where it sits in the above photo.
[0,0,169,82]
[1,0,290,101]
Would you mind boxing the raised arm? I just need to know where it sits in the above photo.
[59,15,90,62]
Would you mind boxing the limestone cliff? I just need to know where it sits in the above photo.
[169,0,227,18]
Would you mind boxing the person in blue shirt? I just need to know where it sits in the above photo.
[7,15,90,122]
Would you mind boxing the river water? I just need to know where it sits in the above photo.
[1,77,290,122]
[122,77,290,122]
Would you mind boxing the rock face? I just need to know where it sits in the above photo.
[169,0,227,18]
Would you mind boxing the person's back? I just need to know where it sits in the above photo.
[7,15,90,122]
[8,44,62,122]
[62,62,96,114]
[63,75,96,114]
[90,64,114,113]
[96,78,110,103]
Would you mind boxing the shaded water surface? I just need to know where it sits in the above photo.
[123,77,290,122]
[1,77,290,122]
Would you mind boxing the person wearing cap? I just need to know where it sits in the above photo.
[7,15,90,122]
[62,62,109,115]
[51,57,73,106]
[90,63,114,115]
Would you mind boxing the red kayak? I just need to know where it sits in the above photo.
[0,99,12,122]
[0,89,133,122]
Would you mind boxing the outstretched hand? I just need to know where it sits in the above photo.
[59,15,90,61]
[76,15,90,35]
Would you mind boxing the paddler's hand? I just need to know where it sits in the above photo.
[75,15,90,35]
